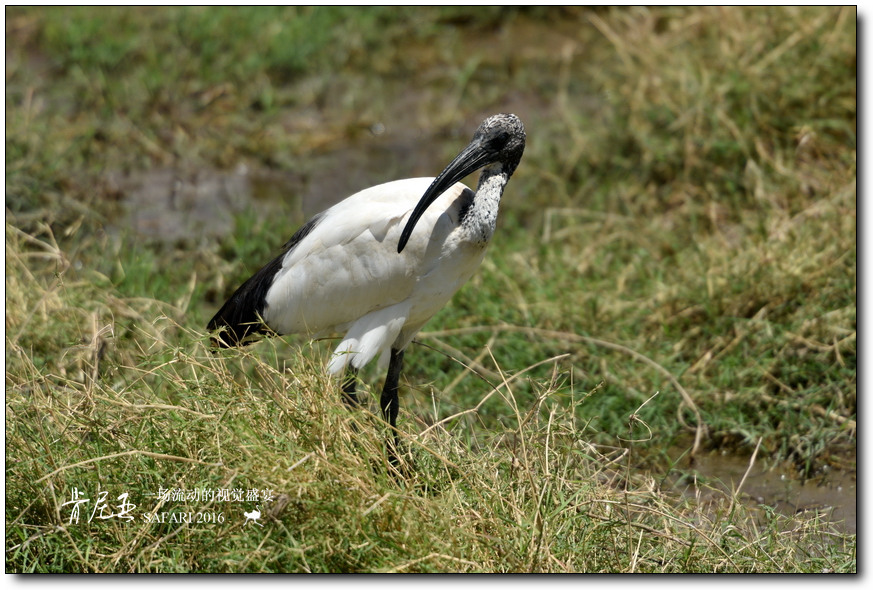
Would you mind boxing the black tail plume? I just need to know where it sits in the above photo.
[207,211,325,348]
[207,255,284,348]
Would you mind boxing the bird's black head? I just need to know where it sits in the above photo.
[397,113,526,253]
[470,113,526,177]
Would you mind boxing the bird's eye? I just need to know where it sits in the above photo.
[488,131,510,151]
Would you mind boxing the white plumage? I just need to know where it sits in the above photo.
[208,114,526,464]
[262,178,485,374]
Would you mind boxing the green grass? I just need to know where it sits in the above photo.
[6,6,856,572]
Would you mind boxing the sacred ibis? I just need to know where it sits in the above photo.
[208,113,526,460]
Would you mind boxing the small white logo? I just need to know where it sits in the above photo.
[243,506,264,527]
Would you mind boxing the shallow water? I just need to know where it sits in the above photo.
[666,448,856,534]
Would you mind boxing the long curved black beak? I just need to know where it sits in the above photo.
[397,138,492,253]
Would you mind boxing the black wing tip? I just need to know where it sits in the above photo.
[206,248,289,350]
[206,206,322,349]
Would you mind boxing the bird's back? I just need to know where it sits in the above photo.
[208,177,479,357]
[263,178,477,335]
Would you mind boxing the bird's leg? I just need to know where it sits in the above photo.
[341,367,359,408]
[380,348,405,462]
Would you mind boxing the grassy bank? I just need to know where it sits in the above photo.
[6,7,856,572]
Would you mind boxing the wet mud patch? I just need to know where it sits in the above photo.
[667,449,856,534]
[104,166,306,242]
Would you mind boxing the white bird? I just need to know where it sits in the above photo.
[208,113,526,460]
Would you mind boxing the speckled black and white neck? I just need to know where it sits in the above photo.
[460,166,508,246]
